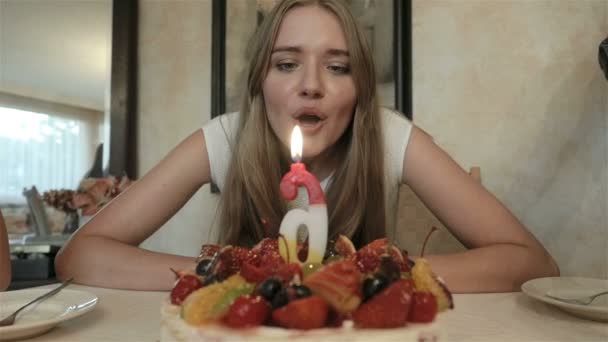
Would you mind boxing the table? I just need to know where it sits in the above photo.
[23,284,608,341]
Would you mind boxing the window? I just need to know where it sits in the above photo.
[0,106,100,204]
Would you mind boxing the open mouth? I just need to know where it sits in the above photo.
[295,112,325,127]
[297,114,322,126]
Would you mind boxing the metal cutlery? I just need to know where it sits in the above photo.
[545,290,608,306]
[0,278,73,327]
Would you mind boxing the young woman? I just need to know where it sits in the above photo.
[55,0,559,292]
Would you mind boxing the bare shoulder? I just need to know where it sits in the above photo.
[402,125,453,184]
[166,129,211,186]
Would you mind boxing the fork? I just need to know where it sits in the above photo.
[0,278,73,327]
[545,290,608,305]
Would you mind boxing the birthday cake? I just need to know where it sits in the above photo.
[160,235,453,342]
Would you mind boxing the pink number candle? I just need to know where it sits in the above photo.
[278,126,328,264]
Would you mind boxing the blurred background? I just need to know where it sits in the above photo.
[1,0,606,289]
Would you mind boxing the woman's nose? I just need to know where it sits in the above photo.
[298,67,324,99]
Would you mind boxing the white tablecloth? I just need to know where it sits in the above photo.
[21,284,608,341]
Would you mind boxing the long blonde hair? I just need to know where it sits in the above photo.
[219,0,386,248]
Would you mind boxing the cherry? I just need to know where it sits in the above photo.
[408,291,438,323]
[419,226,438,258]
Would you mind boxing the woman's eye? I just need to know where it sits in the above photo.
[328,64,350,75]
[276,62,298,72]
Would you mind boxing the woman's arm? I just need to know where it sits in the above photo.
[55,130,211,290]
[402,126,559,293]
[0,211,11,291]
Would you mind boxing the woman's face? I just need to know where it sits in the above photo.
[262,5,356,160]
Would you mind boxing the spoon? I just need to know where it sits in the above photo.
[0,278,73,327]
[545,290,608,306]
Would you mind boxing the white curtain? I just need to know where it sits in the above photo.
[0,107,98,204]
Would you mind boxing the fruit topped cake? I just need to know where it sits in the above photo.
[160,234,453,341]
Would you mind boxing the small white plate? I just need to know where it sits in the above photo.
[0,288,98,340]
[521,277,608,322]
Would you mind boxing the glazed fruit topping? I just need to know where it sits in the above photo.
[271,287,290,309]
[256,278,283,302]
[180,274,249,325]
[170,272,203,305]
[411,258,453,312]
[224,295,271,328]
[196,258,215,277]
[216,246,253,278]
[353,279,414,328]
[293,284,312,299]
[354,238,410,274]
[303,260,362,314]
[362,274,389,301]
[170,232,453,331]
[240,261,302,284]
[408,291,438,323]
[271,295,329,330]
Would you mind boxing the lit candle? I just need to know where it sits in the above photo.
[278,126,328,264]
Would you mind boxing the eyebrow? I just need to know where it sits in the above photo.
[271,46,349,57]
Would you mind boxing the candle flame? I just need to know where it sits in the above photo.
[291,125,303,162]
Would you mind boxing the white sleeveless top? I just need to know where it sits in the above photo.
[201,107,413,233]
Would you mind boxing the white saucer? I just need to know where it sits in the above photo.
[521,277,608,322]
[0,288,98,340]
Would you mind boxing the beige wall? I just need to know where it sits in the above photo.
[138,0,220,256]
[413,0,608,278]
[137,0,607,277]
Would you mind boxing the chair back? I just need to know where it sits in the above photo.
[393,167,482,255]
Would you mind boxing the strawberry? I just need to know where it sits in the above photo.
[258,252,284,270]
[240,261,270,284]
[216,246,252,278]
[252,238,279,263]
[352,279,414,328]
[303,260,362,314]
[224,295,271,328]
[240,261,301,284]
[271,295,329,330]
[274,262,302,283]
[326,309,349,327]
[170,274,203,305]
[408,292,438,323]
